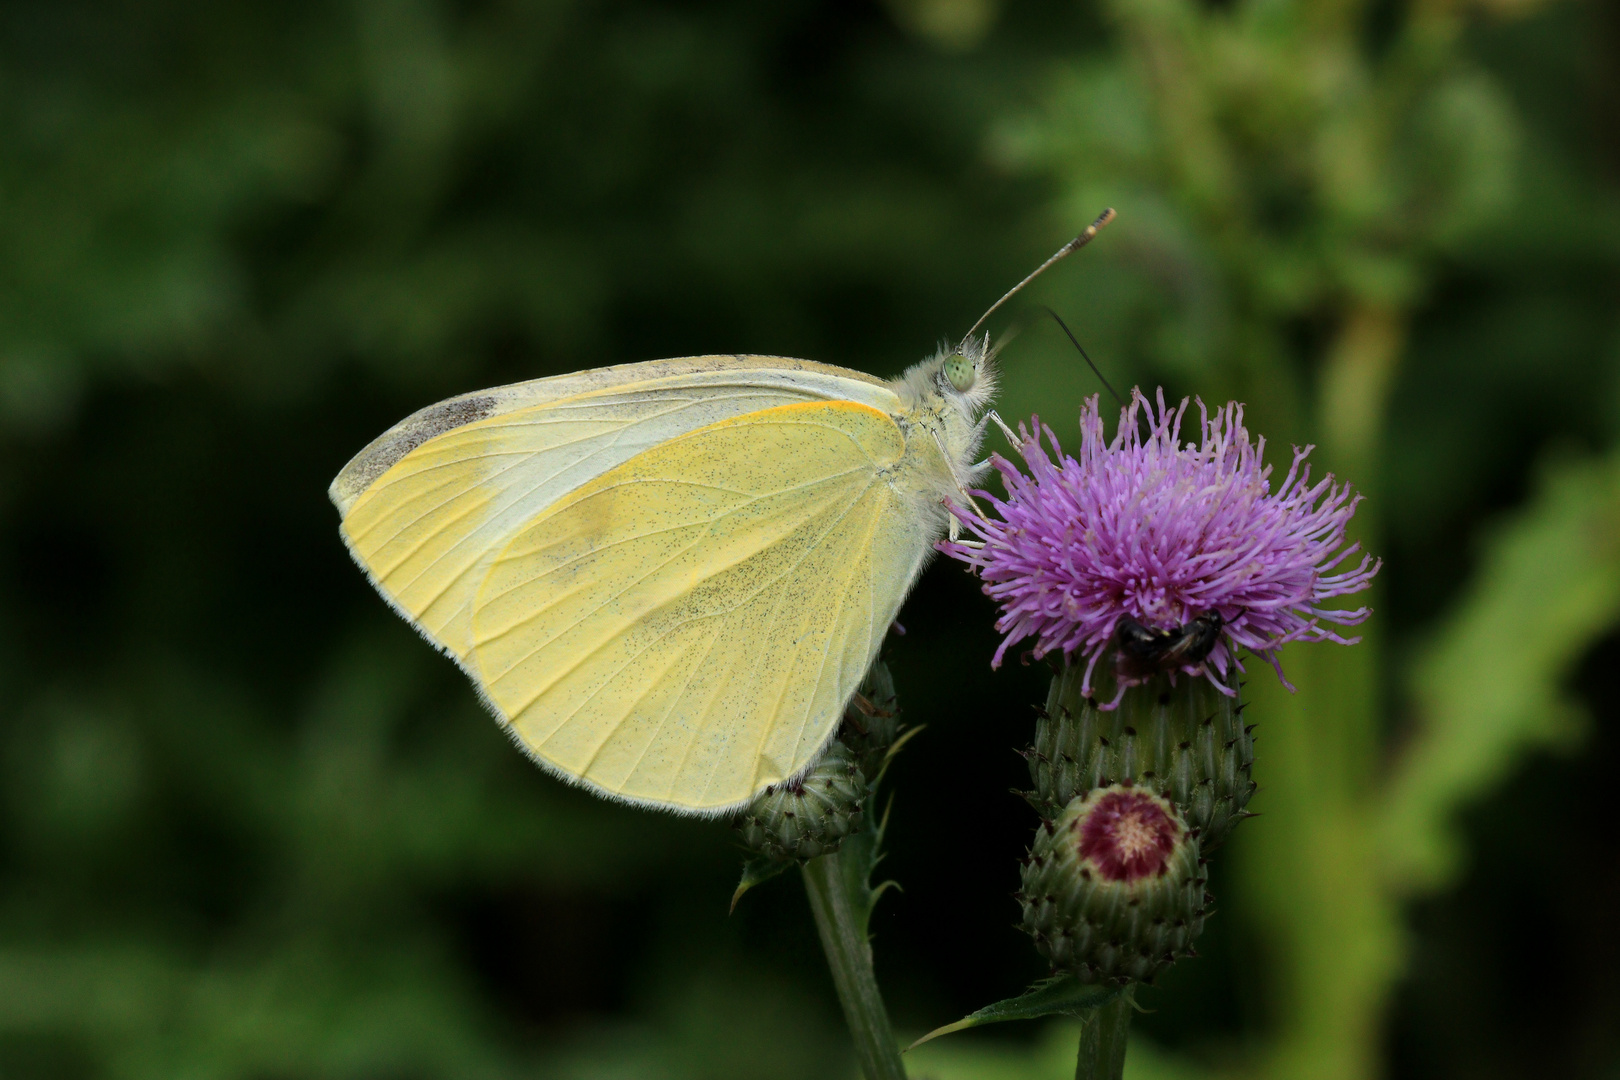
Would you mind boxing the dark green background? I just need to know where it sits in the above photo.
[2,0,1617,1077]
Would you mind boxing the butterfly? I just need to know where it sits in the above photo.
[329,211,1114,815]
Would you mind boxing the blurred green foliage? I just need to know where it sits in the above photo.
[1,0,1617,1078]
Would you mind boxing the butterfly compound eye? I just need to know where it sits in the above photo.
[945,350,977,393]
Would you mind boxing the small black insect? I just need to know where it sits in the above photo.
[1114,612,1225,678]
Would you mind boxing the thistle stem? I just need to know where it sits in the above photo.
[802,852,907,1080]
[1074,994,1132,1080]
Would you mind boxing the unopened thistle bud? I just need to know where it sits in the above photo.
[733,662,900,863]
[1019,785,1206,984]
[734,739,867,861]
[838,660,902,782]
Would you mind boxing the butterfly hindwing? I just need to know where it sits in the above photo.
[468,400,931,812]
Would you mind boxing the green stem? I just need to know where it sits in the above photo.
[801,852,906,1080]
[1074,993,1132,1080]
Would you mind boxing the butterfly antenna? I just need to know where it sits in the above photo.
[959,207,1116,349]
[1043,306,1123,406]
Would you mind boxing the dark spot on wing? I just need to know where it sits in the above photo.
[335,394,500,508]
[406,395,502,450]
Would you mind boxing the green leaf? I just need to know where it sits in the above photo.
[827,795,892,937]
[729,855,793,913]
[1381,450,1620,891]
[906,976,1125,1050]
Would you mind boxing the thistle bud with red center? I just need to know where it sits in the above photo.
[1018,785,1206,984]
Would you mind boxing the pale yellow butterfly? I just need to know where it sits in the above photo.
[329,211,1114,815]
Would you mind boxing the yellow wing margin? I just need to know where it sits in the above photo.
[469,400,932,815]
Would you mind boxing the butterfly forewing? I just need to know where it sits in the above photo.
[336,357,901,661]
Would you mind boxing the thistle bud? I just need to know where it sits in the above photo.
[839,661,901,780]
[734,739,867,862]
[733,662,901,863]
[1019,785,1206,984]
[1029,660,1255,850]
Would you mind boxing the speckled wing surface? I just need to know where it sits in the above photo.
[331,357,928,813]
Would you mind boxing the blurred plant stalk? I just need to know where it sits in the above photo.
[802,851,908,1080]
[1234,298,1404,1080]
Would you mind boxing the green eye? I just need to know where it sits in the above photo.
[945,351,976,392]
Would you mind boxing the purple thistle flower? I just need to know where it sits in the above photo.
[939,388,1380,707]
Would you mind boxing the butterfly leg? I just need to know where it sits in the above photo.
[930,427,990,523]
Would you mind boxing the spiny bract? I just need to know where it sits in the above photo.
[1028,663,1256,851]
